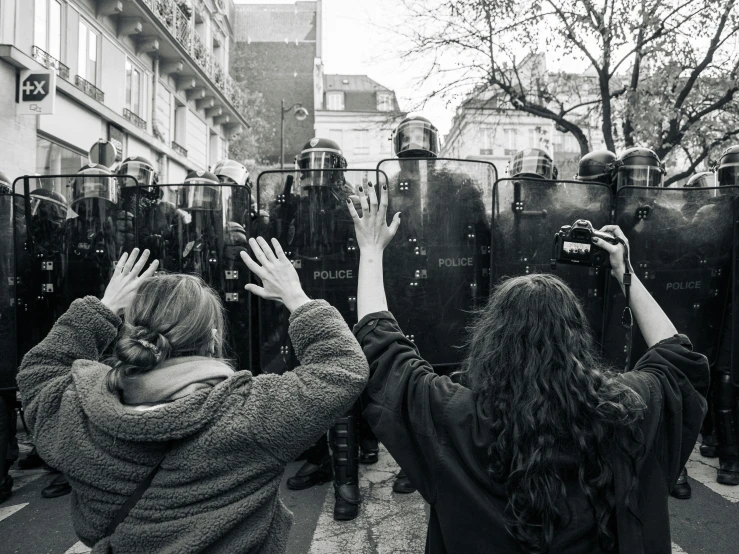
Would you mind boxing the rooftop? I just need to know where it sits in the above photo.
[234,2,317,43]
[324,74,393,92]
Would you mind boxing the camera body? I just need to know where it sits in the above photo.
[552,219,618,269]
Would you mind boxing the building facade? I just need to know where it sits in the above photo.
[232,1,319,166]
[314,74,404,169]
[0,0,248,186]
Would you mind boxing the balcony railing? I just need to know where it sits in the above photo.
[124,108,147,130]
[32,46,70,81]
[172,141,188,157]
[75,75,104,103]
[139,0,247,114]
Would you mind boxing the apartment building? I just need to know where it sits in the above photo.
[314,74,404,169]
[0,0,248,185]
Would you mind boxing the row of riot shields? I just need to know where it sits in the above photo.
[1,174,256,391]
[493,177,739,381]
[255,160,498,373]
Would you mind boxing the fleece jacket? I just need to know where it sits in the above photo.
[17,296,369,553]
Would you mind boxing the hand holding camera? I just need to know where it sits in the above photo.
[592,225,630,283]
[552,220,630,283]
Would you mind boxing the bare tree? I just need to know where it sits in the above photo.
[398,0,739,184]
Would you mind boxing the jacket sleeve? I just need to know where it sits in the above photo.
[16,296,121,440]
[353,311,459,504]
[617,334,709,490]
[245,300,369,463]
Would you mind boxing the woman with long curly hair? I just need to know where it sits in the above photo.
[347,183,709,553]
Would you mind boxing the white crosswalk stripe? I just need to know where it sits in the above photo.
[63,541,91,553]
[0,502,29,523]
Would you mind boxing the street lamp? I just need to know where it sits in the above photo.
[280,99,310,169]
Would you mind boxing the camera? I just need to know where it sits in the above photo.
[551,219,618,269]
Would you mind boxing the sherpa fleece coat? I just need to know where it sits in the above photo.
[17,296,369,553]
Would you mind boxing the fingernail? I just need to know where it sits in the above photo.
[592,237,599,243]
[358,186,363,192]
[382,184,387,190]
[346,198,351,203]
[398,212,402,219]
[368,182,373,187]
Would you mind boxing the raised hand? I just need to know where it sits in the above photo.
[101,248,159,316]
[346,181,401,254]
[240,237,310,313]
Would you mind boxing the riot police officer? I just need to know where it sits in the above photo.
[699,145,739,486]
[284,138,375,520]
[613,147,665,188]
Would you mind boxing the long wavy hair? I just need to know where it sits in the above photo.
[106,273,230,394]
[455,274,646,553]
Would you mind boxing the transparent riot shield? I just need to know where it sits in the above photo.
[0,188,17,390]
[141,181,254,371]
[602,185,739,369]
[376,158,497,369]
[491,178,613,341]
[11,173,138,368]
[255,169,387,374]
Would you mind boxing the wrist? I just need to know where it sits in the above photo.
[360,247,385,259]
[284,291,311,313]
[100,297,120,316]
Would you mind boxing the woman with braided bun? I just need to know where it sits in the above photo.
[16,242,368,553]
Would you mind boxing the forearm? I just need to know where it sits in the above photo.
[357,248,388,320]
[618,274,678,348]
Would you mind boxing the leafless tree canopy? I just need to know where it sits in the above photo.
[398,0,739,184]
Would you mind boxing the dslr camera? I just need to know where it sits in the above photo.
[551,219,618,269]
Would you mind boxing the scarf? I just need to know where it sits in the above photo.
[120,356,235,406]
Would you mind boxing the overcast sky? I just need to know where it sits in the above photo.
[234,0,458,134]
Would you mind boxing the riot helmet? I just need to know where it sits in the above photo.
[614,147,665,189]
[684,171,716,189]
[183,169,222,210]
[0,170,10,193]
[716,145,739,188]
[30,188,68,223]
[69,164,118,205]
[213,159,250,190]
[574,150,616,186]
[510,148,558,180]
[392,115,440,158]
[296,137,347,187]
[117,156,158,189]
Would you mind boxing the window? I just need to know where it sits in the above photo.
[126,59,143,117]
[326,92,345,111]
[35,136,86,198]
[483,128,496,150]
[504,128,516,151]
[354,129,369,155]
[377,93,393,112]
[35,0,62,60]
[78,19,99,85]
[174,102,187,146]
[528,128,540,148]
[329,129,343,146]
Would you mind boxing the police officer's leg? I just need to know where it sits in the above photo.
[286,434,332,491]
[700,368,719,458]
[329,404,361,521]
[358,400,378,465]
[716,371,739,485]
[0,392,14,503]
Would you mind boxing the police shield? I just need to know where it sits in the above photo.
[603,185,739,368]
[140,180,254,371]
[256,169,386,374]
[491,178,612,339]
[0,188,18,390]
[10,173,137,368]
[376,158,497,368]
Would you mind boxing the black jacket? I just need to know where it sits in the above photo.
[355,312,709,554]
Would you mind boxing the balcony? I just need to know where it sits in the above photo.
[138,0,246,113]
[171,140,188,157]
[75,76,105,103]
[124,108,147,130]
[31,46,70,81]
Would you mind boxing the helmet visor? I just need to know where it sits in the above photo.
[214,161,249,188]
[30,194,68,221]
[718,164,739,188]
[394,121,439,157]
[298,152,346,187]
[186,185,222,210]
[119,161,155,188]
[511,154,554,180]
[617,165,663,189]
[70,174,118,204]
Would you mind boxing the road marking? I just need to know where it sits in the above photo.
[63,541,91,553]
[309,445,427,553]
[685,444,739,503]
[0,503,28,523]
[672,543,688,553]
[8,468,48,492]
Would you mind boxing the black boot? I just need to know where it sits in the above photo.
[286,458,333,490]
[670,467,691,499]
[700,434,718,458]
[359,437,378,464]
[41,473,71,498]
[17,447,44,470]
[0,475,13,504]
[717,459,739,486]
[393,469,416,494]
[330,407,361,521]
